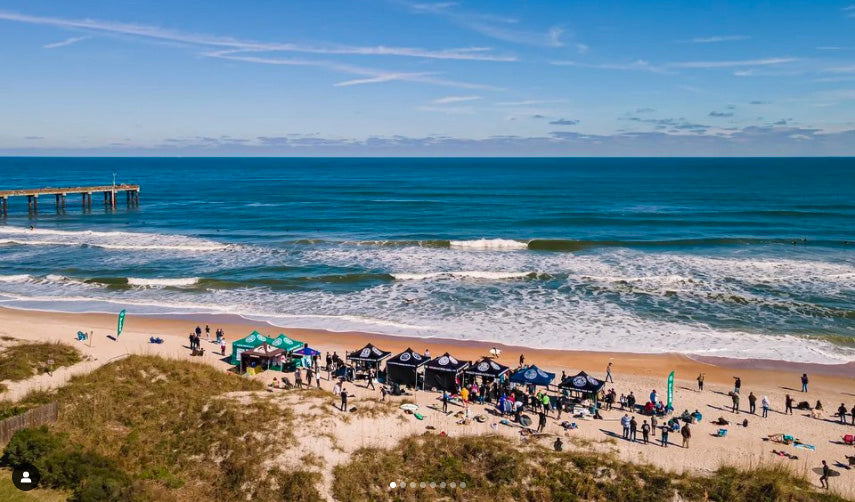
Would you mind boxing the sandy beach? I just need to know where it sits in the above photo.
[2,305,855,499]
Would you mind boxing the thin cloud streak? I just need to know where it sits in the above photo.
[0,10,515,61]
[206,51,498,90]
[43,35,89,48]
[433,95,481,104]
[670,58,797,69]
[684,35,749,43]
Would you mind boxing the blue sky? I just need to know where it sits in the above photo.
[1,1,854,155]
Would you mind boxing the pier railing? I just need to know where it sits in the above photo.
[0,184,140,215]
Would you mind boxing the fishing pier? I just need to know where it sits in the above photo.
[0,184,140,215]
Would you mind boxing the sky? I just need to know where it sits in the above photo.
[1,1,854,156]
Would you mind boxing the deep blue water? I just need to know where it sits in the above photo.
[0,157,853,362]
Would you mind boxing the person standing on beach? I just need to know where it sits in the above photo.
[605,362,614,383]
[366,369,375,390]
[333,380,341,398]
[802,373,809,392]
[442,390,449,413]
[205,324,210,341]
[681,423,691,448]
[660,426,669,447]
[733,376,741,394]
[519,353,525,367]
[838,403,848,424]
[650,415,658,437]
[697,373,704,391]
[762,396,770,418]
[819,460,830,489]
[850,404,855,425]
[340,387,348,411]
[641,420,650,444]
[629,416,638,442]
[306,367,314,389]
[195,325,202,339]
[748,392,757,414]
[785,394,794,415]
[294,367,303,389]
[731,392,740,414]
[188,332,195,351]
[621,414,631,440]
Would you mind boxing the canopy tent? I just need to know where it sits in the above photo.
[346,343,391,363]
[385,347,431,387]
[271,334,304,353]
[230,331,273,365]
[558,371,606,395]
[240,342,285,373]
[509,365,555,387]
[464,357,510,380]
[292,346,320,357]
[423,352,470,393]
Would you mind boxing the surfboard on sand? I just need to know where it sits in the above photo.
[813,467,841,477]
[400,403,419,412]
[520,415,532,427]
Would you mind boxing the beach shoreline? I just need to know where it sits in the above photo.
[2,305,853,382]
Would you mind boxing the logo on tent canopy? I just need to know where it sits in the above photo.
[477,362,490,372]
[490,362,501,370]
[412,353,422,361]
[400,353,411,362]
[247,335,256,343]
[438,356,449,366]
[360,348,371,358]
[525,369,537,379]
[536,369,549,378]
[573,376,587,387]
[372,347,383,355]
[587,376,601,386]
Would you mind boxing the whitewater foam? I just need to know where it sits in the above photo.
[449,238,528,251]
[392,271,533,281]
[0,227,228,252]
[127,277,200,287]
[0,274,31,283]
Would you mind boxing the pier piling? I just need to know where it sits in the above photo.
[0,185,139,215]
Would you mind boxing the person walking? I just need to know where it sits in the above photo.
[220,339,226,356]
[366,369,376,390]
[641,420,650,444]
[731,392,740,414]
[838,403,848,424]
[733,376,741,394]
[380,385,387,401]
[332,380,341,398]
[205,324,210,341]
[306,368,314,389]
[605,361,614,383]
[819,460,830,489]
[660,426,669,447]
[629,416,638,442]
[681,423,691,449]
[762,395,770,418]
[519,353,525,367]
[801,373,809,393]
[785,394,794,415]
[621,414,631,440]
[537,410,547,433]
[340,387,348,412]
[748,392,757,414]
[696,373,704,391]
[315,370,321,389]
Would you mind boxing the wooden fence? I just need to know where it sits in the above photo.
[0,402,58,444]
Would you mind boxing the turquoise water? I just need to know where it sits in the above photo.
[0,157,853,362]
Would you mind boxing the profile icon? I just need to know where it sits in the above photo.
[12,463,40,491]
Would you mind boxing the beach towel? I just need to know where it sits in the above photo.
[794,443,816,450]
[717,429,727,437]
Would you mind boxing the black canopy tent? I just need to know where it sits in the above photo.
[558,370,606,398]
[509,365,556,387]
[385,347,431,388]
[423,352,470,393]
[464,357,510,380]
[346,343,391,365]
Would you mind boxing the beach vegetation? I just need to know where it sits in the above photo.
[0,341,81,392]
[332,434,849,502]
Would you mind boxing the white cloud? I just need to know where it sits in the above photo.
[43,35,89,49]
[495,99,568,106]
[669,58,797,69]
[416,105,475,114]
[0,10,515,61]
[684,35,749,43]
[433,95,482,104]
[551,59,666,73]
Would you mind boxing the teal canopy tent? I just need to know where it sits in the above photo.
[230,331,273,365]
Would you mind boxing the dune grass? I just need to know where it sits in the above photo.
[1,355,323,502]
[0,470,69,502]
[332,434,849,502]
[0,341,82,394]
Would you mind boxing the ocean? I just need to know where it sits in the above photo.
[0,157,853,363]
